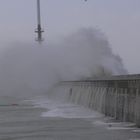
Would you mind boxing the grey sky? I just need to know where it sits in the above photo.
[0,0,140,74]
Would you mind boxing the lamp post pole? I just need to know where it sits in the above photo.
[35,0,44,43]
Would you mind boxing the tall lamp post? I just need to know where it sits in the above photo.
[34,0,87,43]
[35,0,44,43]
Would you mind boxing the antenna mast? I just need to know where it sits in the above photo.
[35,0,44,43]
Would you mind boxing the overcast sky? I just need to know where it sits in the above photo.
[0,0,140,74]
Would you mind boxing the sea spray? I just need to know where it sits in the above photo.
[0,28,127,97]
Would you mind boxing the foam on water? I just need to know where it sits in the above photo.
[93,119,140,132]
[129,139,140,140]
[133,129,140,133]
[31,96,103,119]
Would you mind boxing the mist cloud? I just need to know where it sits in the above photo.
[0,28,127,97]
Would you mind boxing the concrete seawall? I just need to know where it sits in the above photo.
[53,75,140,127]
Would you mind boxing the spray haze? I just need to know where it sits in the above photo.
[0,28,127,97]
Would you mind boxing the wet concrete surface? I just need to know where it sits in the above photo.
[0,97,140,140]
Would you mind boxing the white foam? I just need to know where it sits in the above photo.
[132,129,140,133]
[107,127,134,130]
[129,139,140,140]
[42,105,102,119]
[93,120,137,131]
[31,97,103,119]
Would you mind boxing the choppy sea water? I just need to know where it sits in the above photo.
[0,96,140,140]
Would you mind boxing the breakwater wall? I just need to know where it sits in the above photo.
[52,75,140,127]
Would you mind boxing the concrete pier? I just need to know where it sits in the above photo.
[55,75,140,127]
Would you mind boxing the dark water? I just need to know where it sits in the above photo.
[0,96,140,140]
